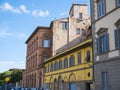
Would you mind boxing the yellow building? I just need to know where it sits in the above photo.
[44,36,93,90]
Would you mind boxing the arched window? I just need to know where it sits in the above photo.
[70,55,75,67]
[54,79,58,90]
[58,76,62,90]
[64,58,68,68]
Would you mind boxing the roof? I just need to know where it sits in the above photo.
[69,4,88,14]
[45,39,92,63]
[25,26,50,43]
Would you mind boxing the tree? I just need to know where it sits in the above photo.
[0,71,11,85]
[10,70,23,83]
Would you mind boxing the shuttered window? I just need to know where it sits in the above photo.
[86,50,91,62]
[97,0,105,18]
[96,33,109,54]
[70,55,75,67]
[116,0,120,6]
[59,60,62,69]
[62,22,69,30]
[114,29,120,49]
[64,58,68,68]
[78,52,82,64]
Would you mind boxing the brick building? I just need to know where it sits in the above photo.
[22,26,52,88]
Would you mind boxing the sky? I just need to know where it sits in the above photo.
[0,0,90,73]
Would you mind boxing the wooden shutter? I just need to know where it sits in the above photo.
[106,33,109,52]
[66,22,69,30]
[114,29,120,49]
[96,38,100,54]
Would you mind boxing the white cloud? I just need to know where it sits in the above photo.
[32,10,49,17]
[0,30,28,39]
[20,5,30,13]
[60,11,68,16]
[0,61,25,73]
[0,2,50,17]
[17,33,28,39]
[0,2,21,13]
[0,30,13,37]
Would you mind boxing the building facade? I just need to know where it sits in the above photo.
[44,27,93,90]
[91,0,120,90]
[52,4,90,55]
[22,3,91,89]
[44,38,93,90]
[22,26,52,89]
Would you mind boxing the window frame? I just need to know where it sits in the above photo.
[97,0,106,18]
[59,60,62,70]
[78,52,82,64]
[62,22,69,30]
[69,55,75,67]
[64,58,68,68]
[114,29,120,49]
[96,32,109,54]
[76,28,80,35]
[79,13,83,20]
[116,0,120,7]
[86,50,91,62]
[102,72,108,90]
[42,39,50,48]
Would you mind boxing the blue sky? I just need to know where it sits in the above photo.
[0,0,90,73]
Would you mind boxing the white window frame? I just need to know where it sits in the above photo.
[42,39,50,48]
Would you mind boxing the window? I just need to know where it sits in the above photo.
[76,28,80,35]
[59,60,62,69]
[116,0,120,6]
[44,66,47,73]
[42,52,49,62]
[82,29,86,35]
[48,64,50,72]
[97,0,105,18]
[42,40,50,48]
[79,13,83,20]
[97,33,109,54]
[51,63,54,71]
[54,62,57,71]
[70,55,75,67]
[62,22,69,30]
[64,58,68,68]
[78,52,81,64]
[86,50,90,62]
[114,29,120,49]
[102,72,108,90]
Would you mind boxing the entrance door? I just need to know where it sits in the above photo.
[86,83,90,90]
[70,83,75,90]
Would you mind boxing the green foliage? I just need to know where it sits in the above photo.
[10,70,23,83]
[0,71,11,85]
[0,69,23,86]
